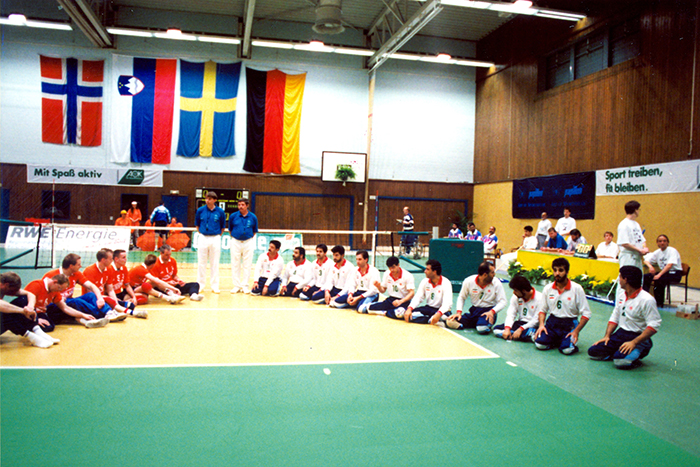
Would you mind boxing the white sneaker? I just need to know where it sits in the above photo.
[190,293,203,301]
[230,287,242,294]
[106,311,128,322]
[132,309,148,319]
[446,319,461,330]
[168,295,186,304]
[212,288,220,294]
[81,317,109,328]
[242,287,251,294]
[393,307,406,318]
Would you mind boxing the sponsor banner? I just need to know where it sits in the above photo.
[513,172,596,219]
[6,225,130,251]
[191,232,302,256]
[596,160,700,196]
[27,165,163,187]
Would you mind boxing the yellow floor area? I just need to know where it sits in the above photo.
[0,291,496,368]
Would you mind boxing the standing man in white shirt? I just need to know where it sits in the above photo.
[534,257,592,355]
[405,260,452,326]
[617,200,648,271]
[642,234,683,307]
[367,256,415,319]
[280,247,313,298]
[589,266,661,369]
[447,261,507,334]
[251,240,284,296]
[555,208,576,238]
[596,231,619,259]
[535,212,552,250]
[195,192,226,294]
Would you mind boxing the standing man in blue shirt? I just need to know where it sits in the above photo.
[195,192,226,294]
[229,198,258,294]
[149,202,171,250]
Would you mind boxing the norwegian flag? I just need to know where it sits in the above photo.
[40,55,104,146]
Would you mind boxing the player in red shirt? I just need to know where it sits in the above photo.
[83,249,130,321]
[106,249,147,318]
[128,254,186,305]
[151,245,203,301]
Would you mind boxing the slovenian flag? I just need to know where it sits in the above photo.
[110,55,177,164]
[243,68,306,174]
[40,55,104,146]
[176,60,241,158]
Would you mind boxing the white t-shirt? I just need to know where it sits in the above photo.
[456,275,507,314]
[409,276,453,314]
[610,287,662,333]
[536,219,552,236]
[644,246,682,272]
[555,217,576,236]
[504,290,545,330]
[596,241,619,259]
[281,259,313,288]
[522,236,538,250]
[540,280,592,320]
[381,267,416,299]
[617,217,646,270]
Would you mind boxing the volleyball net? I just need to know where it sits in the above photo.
[0,221,429,272]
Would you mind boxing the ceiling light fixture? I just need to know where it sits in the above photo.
[0,15,72,30]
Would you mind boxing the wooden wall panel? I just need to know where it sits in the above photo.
[1,164,473,250]
[474,0,698,183]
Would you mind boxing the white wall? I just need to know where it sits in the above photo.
[0,22,476,183]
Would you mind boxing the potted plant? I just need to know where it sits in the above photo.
[335,164,356,186]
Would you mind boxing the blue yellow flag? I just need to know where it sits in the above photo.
[176,60,241,158]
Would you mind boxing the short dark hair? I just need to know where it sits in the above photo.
[206,192,218,200]
[657,234,669,243]
[144,254,158,267]
[477,261,493,276]
[62,253,81,269]
[295,246,306,258]
[356,250,369,260]
[270,240,281,250]
[570,229,581,237]
[0,272,22,294]
[524,225,533,232]
[238,198,250,206]
[552,257,570,272]
[113,249,126,259]
[604,231,614,237]
[331,245,345,255]
[96,249,112,261]
[159,244,172,253]
[426,259,442,275]
[50,273,69,285]
[316,244,328,253]
[624,200,640,214]
[619,266,643,289]
[548,227,557,233]
[468,222,475,227]
[509,274,533,293]
[386,256,399,268]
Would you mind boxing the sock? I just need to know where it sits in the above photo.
[24,331,53,348]
[32,326,60,344]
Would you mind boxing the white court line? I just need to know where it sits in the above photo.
[439,327,501,359]
[1,355,500,371]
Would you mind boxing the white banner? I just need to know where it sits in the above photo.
[5,225,130,251]
[27,165,163,187]
[597,160,700,196]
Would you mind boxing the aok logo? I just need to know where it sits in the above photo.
[118,169,145,185]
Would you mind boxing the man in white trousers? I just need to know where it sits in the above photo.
[195,192,226,293]
[228,199,259,294]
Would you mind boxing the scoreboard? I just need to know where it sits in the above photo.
[195,187,249,222]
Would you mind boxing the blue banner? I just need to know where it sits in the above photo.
[512,172,596,219]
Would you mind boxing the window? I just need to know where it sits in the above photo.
[543,16,641,91]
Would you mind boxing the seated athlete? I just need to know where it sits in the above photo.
[331,250,380,311]
[588,266,662,369]
[1,272,59,348]
[310,245,355,305]
[151,244,203,301]
[534,257,591,355]
[447,261,506,334]
[493,274,543,341]
[128,254,186,305]
[405,259,453,325]
[107,249,147,318]
[251,240,285,296]
[299,244,334,301]
[82,249,131,321]
[642,234,683,308]
[366,256,415,319]
[280,247,313,298]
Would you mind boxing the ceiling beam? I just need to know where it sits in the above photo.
[241,0,256,59]
[56,0,112,48]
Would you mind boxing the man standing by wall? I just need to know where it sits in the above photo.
[150,202,171,249]
[536,212,551,250]
[617,200,648,272]
[195,192,226,294]
[127,201,142,249]
[400,206,415,254]
[229,199,258,294]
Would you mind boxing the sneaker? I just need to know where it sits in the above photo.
[230,287,242,294]
[212,289,220,294]
[242,287,251,294]
[393,307,406,318]
[190,293,204,301]
[367,308,386,316]
[446,319,462,330]
[435,321,446,328]
[168,295,186,304]
[82,317,109,328]
[357,303,369,314]
[107,311,128,322]
[132,309,148,319]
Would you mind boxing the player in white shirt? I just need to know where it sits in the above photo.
[534,257,592,355]
[250,240,285,296]
[493,274,543,341]
[536,212,552,250]
[331,250,380,310]
[280,247,313,298]
[588,266,661,369]
[555,208,576,237]
[447,262,507,334]
[596,231,619,259]
[501,226,538,265]
[312,245,355,305]
[299,244,333,301]
[367,256,415,319]
[406,260,453,325]
[642,234,683,307]
[617,200,648,271]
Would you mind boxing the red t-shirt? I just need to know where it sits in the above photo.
[82,263,110,295]
[128,264,149,288]
[24,278,63,312]
[42,268,87,300]
[109,263,129,294]
[151,256,178,283]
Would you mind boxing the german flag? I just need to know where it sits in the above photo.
[243,68,306,174]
